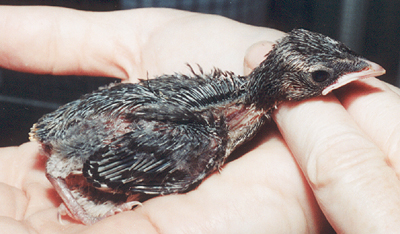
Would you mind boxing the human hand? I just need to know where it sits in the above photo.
[273,77,400,233]
[1,5,397,234]
[1,6,312,233]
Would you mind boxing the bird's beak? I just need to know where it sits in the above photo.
[322,59,386,95]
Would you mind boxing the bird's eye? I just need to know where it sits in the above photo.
[311,70,331,83]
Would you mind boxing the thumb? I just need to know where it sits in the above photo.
[243,41,274,75]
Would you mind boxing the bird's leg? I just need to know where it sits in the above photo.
[47,173,142,225]
[46,174,100,225]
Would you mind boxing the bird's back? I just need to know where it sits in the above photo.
[30,69,258,185]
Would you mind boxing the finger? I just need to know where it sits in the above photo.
[0,143,56,218]
[274,96,400,233]
[0,6,285,82]
[0,6,152,79]
[0,142,46,188]
[335,78,400,173]
[384,81,400,96]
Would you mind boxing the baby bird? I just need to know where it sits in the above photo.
[30,29,385,225]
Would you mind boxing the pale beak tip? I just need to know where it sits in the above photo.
[321,59,385,95]
[363,59,386,76]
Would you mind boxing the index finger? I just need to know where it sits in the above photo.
[274,93,400,233]
[335,78,400,172]
[0,6,286,82]
[0,6,174,79]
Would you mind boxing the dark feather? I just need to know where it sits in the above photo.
[83,117,227,195]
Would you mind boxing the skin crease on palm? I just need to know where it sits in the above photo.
[1,6,400,234]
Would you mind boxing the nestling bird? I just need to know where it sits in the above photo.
[30,29,385,225]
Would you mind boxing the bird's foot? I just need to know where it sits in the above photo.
[47,173,141,225]
[47,174,100,225]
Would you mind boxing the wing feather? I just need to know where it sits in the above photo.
[83,112,227,195]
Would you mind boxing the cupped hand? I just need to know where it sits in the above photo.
[1,6,399,234]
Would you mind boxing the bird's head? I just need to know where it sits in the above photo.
[247,29,385,109]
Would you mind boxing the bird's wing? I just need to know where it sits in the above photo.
[83,104,227,195]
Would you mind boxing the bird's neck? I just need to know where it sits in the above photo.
[244,62,282,112]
